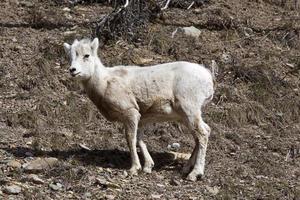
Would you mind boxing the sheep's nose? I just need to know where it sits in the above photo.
[69,68,76,73]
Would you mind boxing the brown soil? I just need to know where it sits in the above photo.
[0,0,299,199]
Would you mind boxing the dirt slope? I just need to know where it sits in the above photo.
[0,0,299,199]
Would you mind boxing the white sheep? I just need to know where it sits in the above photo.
[63,38,215,181]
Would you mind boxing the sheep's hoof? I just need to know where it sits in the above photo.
[129,166,141,176]
[143,167,152,174]
[186,173,197,182]
[186,172,203,182]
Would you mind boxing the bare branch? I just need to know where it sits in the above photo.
[161,0,171,10]
[124,0,129,8]
[187,1,194,9]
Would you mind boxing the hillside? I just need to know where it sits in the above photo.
[0,0,299,199]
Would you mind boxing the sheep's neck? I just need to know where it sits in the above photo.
[82,57,108,97]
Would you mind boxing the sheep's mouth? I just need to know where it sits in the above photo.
[71,72,80,77]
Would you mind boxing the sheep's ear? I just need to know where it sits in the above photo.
[91,38,99,55]
[63,43,71,55]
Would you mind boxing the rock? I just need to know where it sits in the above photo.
[83,192,92,198]
[167,143,181,151]
[20,1,34,7]
[7,160,22,168]
[3,185,21,195]
[122,170,128,177]
[155,174,165,180]
[105,194,116,200]
[95,177,107,185]
[97,167,104,173]
[243,27,253,37]
[27,174,44,184]
[181,26,201,38]
[205,185,219,195]
[221,53,232,64]
[151,194,162,199]
[60,128,73,137]
[49,183,63,191]
[10,0,20,5]
[22,157,58,173]
[63,7,71,12]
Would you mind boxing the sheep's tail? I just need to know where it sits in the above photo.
[210,60,218,81]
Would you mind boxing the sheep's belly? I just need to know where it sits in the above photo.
[139,100,181,123]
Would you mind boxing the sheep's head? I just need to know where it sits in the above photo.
[63,38,99,81]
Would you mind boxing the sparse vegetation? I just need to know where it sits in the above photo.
[0,0,299,199]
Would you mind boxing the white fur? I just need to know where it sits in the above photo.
[64,38,215,181]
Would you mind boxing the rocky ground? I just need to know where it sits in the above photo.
[0,0,300,199]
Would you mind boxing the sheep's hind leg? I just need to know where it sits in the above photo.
[186,117,210,182]
[125,110,142,175]
[182,121,211,174]
[182,142,198,174]
[137,126,154,173]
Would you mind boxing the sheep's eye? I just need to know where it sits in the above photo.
[84,54,89,59]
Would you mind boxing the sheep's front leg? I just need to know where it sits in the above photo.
[125,111,142,175]
[137,127,154,173]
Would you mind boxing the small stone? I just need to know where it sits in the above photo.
[83,192,92,198]
[171,143,180,149]
[157,183,165,188]
[3,185,21,195]
[22,157,58,173]
[205,185,219,195]
[95,177,107,185]
[168,143,181,151]
[151,194,162,199]
[7,160,22,168]
[155,174,164,180]
[105,194,116,200]
[123,170,128,177]
[221,53,232,64]
[63,7,71,12]
[60,128,73,137]
[181,26,201,38]
[10,0,20,5]
[20,1,34,7]
[49,183,63,191]
[27,174,44,184]
[97,167,104,173]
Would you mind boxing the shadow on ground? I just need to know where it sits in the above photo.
[1,146,181,171]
